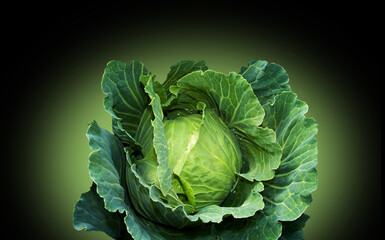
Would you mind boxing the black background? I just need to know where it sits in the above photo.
[3,2,381,239]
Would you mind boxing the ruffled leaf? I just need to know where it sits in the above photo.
[188,181,265,223]
[212,213,282,240]
[86,120,127,213]
[178,70,265,127]
[236,127,282,182]
[211,91,317,240]
[261,91,318,221]
[73,184,126,239]
[163,60,208,94]
[112,117,141,152]
[279,214,310,240]
[240,60,290,105]
[102,60,150,141]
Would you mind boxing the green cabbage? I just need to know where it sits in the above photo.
[73,60,318,239]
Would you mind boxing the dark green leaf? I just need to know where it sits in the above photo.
[73,184,126,239]
[102,60,150,138]
[163,60,208,93]
[87,120,128,213]
[212,213,282,240]
[279,214,310,240]
[240,60,290,105]
[112,117,141,152]
[261,91,318,221]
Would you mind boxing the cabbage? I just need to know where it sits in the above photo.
[73,60,318,239]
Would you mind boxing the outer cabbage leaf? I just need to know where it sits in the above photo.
[211,91,317,240]
[177,70,265,127]
[236,127,282,182]
[102,60,149,148]
[240,60,290,105]
[261,91,318,221]
[279,214,310,240]
[73,120,130,238]
[73,184,127,239]
[161,60,208,113]
[214,213,310,240]
[163,60,208,94]
[190,181,264,223]
[112,117,141,152]
[175,70,281,182]
[211,213,282,240]
[86,120,128,213]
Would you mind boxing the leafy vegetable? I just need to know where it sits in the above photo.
[73,59,318,239]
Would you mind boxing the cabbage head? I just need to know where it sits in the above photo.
[73,60,318,240]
